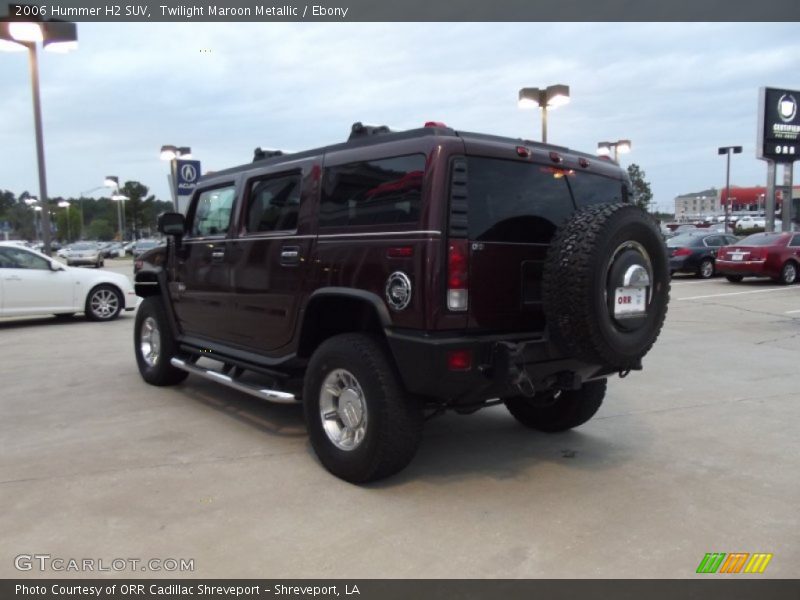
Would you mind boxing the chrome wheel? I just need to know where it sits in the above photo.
[89,288,119,320]
[782,263,797,284]
[700,259,714,279]
[139,316,161,367]
[319,369,368,451]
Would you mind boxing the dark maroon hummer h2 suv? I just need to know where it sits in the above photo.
[133,122,670,482]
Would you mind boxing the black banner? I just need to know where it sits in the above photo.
[3,580,800,600]
[2,0,800,22]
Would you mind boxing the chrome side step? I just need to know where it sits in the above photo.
[170,357,298,404]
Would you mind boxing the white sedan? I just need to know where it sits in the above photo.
[0,242,136,321]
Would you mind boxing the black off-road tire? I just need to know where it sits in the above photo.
[505,379,607,432]
[725,275,743,283]
[134,296,188,386]
[303,333,423,483]
[542,203,670,370]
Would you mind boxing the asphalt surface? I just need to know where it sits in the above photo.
[1,260,798,578]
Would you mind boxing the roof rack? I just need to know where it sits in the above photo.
[253,147,284,162]
[348,122,392,141]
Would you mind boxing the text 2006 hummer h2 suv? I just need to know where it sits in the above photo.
[134,122,669,482]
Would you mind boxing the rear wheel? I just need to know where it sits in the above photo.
[134,296,188,386]
[303,333,423,483]
[85,284,122,321]
[504,379,607,432]
[778,261,798,285]
[725,275,743,283]
[697,258,715,279]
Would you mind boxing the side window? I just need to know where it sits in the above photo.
[1,247,49,270]
[189,185,236,238]
[567,172,627,208]
[790,235,800,248]
[704,236,723,247]
[466,158,574,243]
[320,155,424,227]
[244,173,301,234]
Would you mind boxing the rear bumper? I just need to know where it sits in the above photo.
[385,328,614,405]
[716,259,772,278]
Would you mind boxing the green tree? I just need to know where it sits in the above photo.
[85,218,115,241]
[53,204,82,243]
[120,181,156,239]
[626,163,653,211]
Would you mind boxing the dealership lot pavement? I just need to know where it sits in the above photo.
[2,262,798,578]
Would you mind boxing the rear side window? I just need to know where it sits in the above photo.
[244,173,301,233]
[790,235,800,248]
[466,157,574,243]
[190,185,236,237]
[567,172,628,208]
[320,155,424,227]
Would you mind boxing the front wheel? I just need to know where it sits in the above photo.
[134,296,188,386]
[697,258,715,279]
[779,261,798,285]
[504,379,607,432]
[303,333,423,483]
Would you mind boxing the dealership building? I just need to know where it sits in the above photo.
[675,185,800,221]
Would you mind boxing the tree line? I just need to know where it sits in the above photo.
[0,182,174,243]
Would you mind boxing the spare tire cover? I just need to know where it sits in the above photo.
[542,203,670,370]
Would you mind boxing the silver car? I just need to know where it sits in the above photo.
[64,242,104,268]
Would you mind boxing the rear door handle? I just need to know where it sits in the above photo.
[4,275,22,281]
[280,246,300,266]
[211,248,226,263]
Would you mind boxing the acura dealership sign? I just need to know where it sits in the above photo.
[758,87,800,162]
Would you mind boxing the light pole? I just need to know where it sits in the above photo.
[104,176,127,241]
[718,146,742,234]
[518,84,570,143]
[597,140,632,162]
[160,145,192,212]
[1,20,78,255]
[57,200,71,242]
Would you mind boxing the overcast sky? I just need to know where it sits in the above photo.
[1,22,798,211]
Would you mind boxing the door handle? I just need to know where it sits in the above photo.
[280,246,300,266]
[4,275,22,281]
[211,248,226,262]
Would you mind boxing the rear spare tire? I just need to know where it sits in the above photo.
[543,203,669,370]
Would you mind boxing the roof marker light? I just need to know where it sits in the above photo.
[424,121,447,128]
[516,146,531,158]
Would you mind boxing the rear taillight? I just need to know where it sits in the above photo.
[447,240,469,311]
[446,349,472,371]
[673,247,692,257]
[134,259,143,271]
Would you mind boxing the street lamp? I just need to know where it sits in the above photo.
[718,145,743,234]
[0,20,78,255]
[597,139,632,162]
[160,145,192,211]
[105,175,128,241]
[57,200,72,242]
[518,84,570,143]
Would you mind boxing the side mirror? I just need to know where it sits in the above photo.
[49,261,65,272]
[158,212,185,237]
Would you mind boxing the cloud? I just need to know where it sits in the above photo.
[1,22,798,211]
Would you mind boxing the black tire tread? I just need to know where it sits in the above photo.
[303,333,422,483]
[505,379,607,432]
[134,296,188,386]
[542,203,670,369]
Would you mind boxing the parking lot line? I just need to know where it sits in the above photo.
[785,309,800,314]
[677,287,800,301]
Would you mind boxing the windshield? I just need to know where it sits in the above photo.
[72,243,96,250]
[667,234,705,247]
[738,233,786,247]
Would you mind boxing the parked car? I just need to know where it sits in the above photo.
[716,232,800,284]
[668,232,740,279]
[63,242,104,268]
[131,121,670,482]
[734,215,782,233]
[101,242,124,259]
[0,242,136,320]
[131,239,164,259]
[123,240,136,256]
